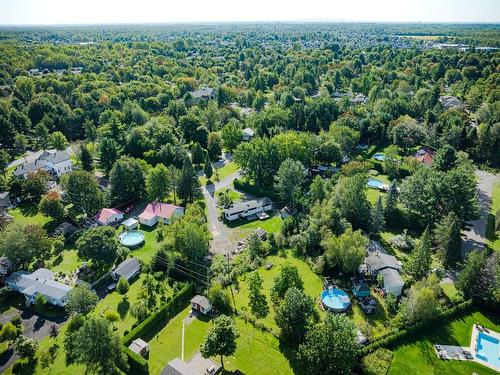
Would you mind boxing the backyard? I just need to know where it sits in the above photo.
[388,309,500,375]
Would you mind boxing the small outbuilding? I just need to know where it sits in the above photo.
[191,295,212,315]
[128,338,149,357]
[122,218,139,230]
[112,257,140,282]
[0,192,11,210]
[95,208,124,226]
[242,127,255,141]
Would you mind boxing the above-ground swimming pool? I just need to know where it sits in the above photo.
[372,153,386,161]
[367,178,384,189]
[475,332,500,369]
[321,288,351,312]
[119,230,145,247]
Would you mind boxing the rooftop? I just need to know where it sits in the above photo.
[139,202,183,221]
[113,257,140,281]
[225,197,272,216]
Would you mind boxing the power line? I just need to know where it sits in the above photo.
[154,256,210,285]
[155,255,209,279]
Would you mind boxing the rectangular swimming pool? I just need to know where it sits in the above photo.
[475,332,500,368]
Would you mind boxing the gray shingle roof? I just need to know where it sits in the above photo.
[113,257,140,280]
[190,87,215,99]
[13,160,47,177]
[365,252,402,272]
[379,268,404,287]
[191,295,211,310]
[39,150,70,164]
[5,268,72,300]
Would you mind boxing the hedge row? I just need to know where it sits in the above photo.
[121,282,194,374]
[360,299,473,356]
[233,179,280,202]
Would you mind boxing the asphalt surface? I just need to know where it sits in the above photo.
[461,169,499,255]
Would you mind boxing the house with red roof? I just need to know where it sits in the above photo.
[95,208,124,226]
[138,202,184,227]
[414,147,435,166]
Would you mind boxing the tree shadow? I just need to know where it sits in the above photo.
[117,298,130,319]
[18,202,39,217]
[12,358,37,375]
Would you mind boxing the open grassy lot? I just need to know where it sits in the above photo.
[233,251,323,330]
[388,310,500,375]
[200,161,238,185]
[148,306,293,375]
[351,291,391,339]
[228,214,283,234]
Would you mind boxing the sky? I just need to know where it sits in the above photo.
[0,0,499,25]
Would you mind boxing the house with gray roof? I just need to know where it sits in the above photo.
[14,149,72,179]
[224,197,272,221]
[5,268,72,307]
[439,95,465,110]
[161,352,221,375]
[0,192,11,210]
[242,127,255,141]
[188,87,217,103]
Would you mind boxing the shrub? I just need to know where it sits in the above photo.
[361,348,393,375]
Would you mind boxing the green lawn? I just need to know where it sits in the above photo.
[127,224,163,264]
[200,161,238,185]
[233,251,323,330]
[351,291,391,339]
[388,310,500,375]
[441,283,459,300]
[9,203,52,227]
[229,215,283,235]
[148,306,293,375]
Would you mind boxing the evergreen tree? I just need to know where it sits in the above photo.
[34,123,50,150]
[434,211,461,267]
[191,142,204,168]
[79,144,94,172]
[204,153,213,180]
[178,157,202,204]
[385,180,399,223]
[99,137,120,176]
[406,227,432,281]
[433,145,457,171]
[370,196,385,235]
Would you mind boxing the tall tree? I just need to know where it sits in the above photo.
[271,264,304,303]
[207,132,222,161]
[0,223,52,267]
[384,180,399,223]
[406,228,432,281]
[247,271,269,319]
[146,163,171,202]
[109,157,145,204]
[274,158,306,207]
[38,191,65,220]
[370,196,385,235]
[75,226,119,267]
[321,228,368,275]
[62,170,102,215]
[73,317,128,373]
[298,314,357,375]
[66,286,99,316]
[433,145,457,171]
[34,123,50,150]
[221,121,242,153]
[434,211,461,267]
[177,157,202,204]
[203,153,213,180]
[275,287,317,343]
[99,137,120,176]
[79,143,93,172]
[49,131,68,151]
[200,315,239,369]
[191,142,204,168]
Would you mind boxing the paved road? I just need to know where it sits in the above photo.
[461,169,499,255]
[203,170,241,257]
[7,144,77,169]
[0,308,66,373]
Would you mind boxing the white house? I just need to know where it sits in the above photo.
[138,202,184,227]
[242,127,255,141]
[224,197,272,221]
[13,150,73,179]
[5,268,72,307]
[94,208,124,226]
[188,87,217,103]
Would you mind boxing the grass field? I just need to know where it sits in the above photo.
[200,161,239,185]
[148,306,293,375]
[233,251,323,330]
[388,310,500,375]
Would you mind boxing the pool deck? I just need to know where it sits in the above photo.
[470,324,500,372]
[434,324,500,372]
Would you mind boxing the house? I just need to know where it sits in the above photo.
[138,202,184,227]
[13,150,73,179]
[280,206,296,219]
[95,208,124,226]
[191,295,212,315]
[414,147,435,166]
[242,127,255,141]
[224,197,272,221]
[0,192,11,210]
[161,352,221,375]
[5,268,72,307]
[122,218,139,230]
[439,95,465,110]
[128,338,149,357]
[112,257,140,282]
[188,87,217,103]
[360,241,404,297]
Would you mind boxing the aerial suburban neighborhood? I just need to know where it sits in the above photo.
[0,2,498,375]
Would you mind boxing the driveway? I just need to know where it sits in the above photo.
[461,169,499,255]
[203,170,241,257]
[0,308,66,373]
[8,143,77,169]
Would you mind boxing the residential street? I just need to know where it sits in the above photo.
[203,170,241,257]
[461,169,499,255]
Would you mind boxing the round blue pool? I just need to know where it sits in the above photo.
[119,230,145,247]
[367,178,384,189]
[321,288,351,312]
[373,153,386,161]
